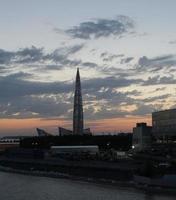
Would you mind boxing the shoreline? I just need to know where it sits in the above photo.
[0,164,176,196]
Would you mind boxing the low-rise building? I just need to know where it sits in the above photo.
[58,127,92,136]
[0,136,26,152]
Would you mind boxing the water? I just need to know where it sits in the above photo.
[0,171,175,200]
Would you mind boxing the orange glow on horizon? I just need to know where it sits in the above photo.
[0,118,64,129]
[86,116,151,133]
[0,115,151,135]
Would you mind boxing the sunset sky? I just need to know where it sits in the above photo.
[0,0,176,135]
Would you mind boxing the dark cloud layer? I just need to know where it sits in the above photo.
[0,73,73,99]
[64,15,134,39]
[0,72,143,119]
[0,42,175,121]
[0,73,141,100]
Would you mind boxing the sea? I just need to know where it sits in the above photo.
[0,171,175,200]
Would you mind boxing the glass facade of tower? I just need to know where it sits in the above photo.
[152,109,176,138]
[73,68,84,135]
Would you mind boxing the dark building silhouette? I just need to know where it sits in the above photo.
[152,109,176,140]
[58,127,73,136]
[73,68,84,135]
[36,128,53,137]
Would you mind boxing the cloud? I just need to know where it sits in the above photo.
[95,66,134,77]
[84,106,129,120]
[154,87,166,92]
[120,57,134,64]
[101,53,124,62]
[82,62,98,68]
[16,46,44,63]
[0,72,141,101]
[0,95,72,119]
[1,46,175,121]
[0,46,44,65]
[142,94,170,103]
[137,55,176,71]
[169,40,176,45]
[85,90,171,118]
[4,72,33,80]
[65,15,134,39]
[132,103,163,116]
[0,44,84,67]
[45,44,84,61]
[0,73,73,99]
[0,72,75,119]
[0,71,143,119]
[143,75,176,86]
[83,76,142,91]
[41,64,63,71]
[0,49,14,64]
[0,70,172,121]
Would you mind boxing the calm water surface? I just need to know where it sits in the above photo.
[0,171,175,200]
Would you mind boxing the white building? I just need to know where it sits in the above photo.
[132,123,152,151]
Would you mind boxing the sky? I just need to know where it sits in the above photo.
[0,0,176,135]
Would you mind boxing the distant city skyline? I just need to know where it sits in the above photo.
[0,0,176,135]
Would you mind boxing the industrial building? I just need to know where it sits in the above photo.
[50,145,99,159]
[152,109,176,140]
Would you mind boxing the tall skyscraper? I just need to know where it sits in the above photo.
[58,68,91,136]
[73,68,84,135]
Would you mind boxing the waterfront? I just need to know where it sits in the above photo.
[0,171,175,200]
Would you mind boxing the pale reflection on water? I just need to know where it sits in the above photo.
[0,171,175,200]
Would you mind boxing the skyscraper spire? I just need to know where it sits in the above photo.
[73,68,84,135]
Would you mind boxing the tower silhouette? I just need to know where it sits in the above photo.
[73,68,84,135]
